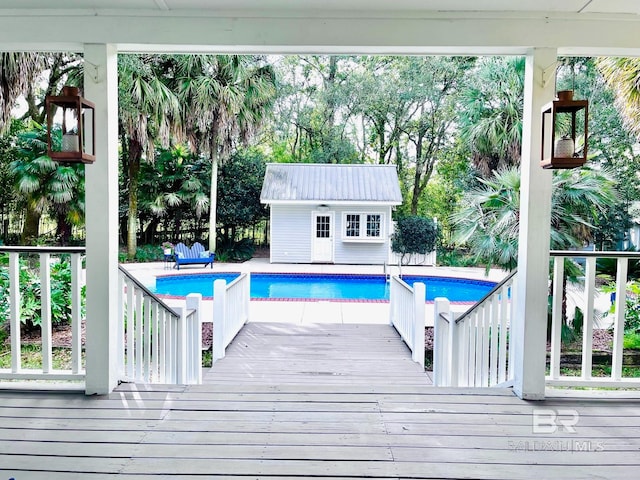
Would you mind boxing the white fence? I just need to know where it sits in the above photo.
[212,273,251,362]
[389,251,437,266]
[389,276,425,365]
[118,267,202,384]
[547,251,640,388]
[0,247,85,382]
[433,271,516,387]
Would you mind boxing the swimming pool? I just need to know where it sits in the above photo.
[154,272,495,302]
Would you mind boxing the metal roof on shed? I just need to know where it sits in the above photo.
[260,163,402,204]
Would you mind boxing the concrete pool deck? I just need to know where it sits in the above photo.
[122,258,508,327]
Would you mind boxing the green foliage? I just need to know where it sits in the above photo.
[217,149,268,238]
[0,253,85,330]
[624,332,640,351]
[603,281,640,334]
[453,166,619,271]
[458,56,525,177]
[133,244,166,262]
[391,216,438,265]
[435,247,476,267]
[8,121,85,245]
[215,238,255,263]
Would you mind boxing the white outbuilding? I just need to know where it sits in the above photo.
[261,163,402,264]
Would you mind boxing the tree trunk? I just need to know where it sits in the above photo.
[21,205,40,244]
[208,155,218,252]
[55,212,72,245]
[127,140,142,259]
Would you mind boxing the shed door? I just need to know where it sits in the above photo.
[312,212,333,263]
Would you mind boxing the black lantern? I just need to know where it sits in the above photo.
[46,86,95,164]
[540,90,588,169]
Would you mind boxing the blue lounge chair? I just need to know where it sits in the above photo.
[173,242,215,270]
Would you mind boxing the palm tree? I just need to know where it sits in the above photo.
[138,144,210,243]
[452,165,619,271]
[596,57,640,139]
[10,122,85,244]
[0,53,45,134]
[458,56,525,178]
[118,54,181,258]
[173,55,276,252]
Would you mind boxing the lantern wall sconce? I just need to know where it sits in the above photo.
[46,86,95,164]
[540,90,588,169]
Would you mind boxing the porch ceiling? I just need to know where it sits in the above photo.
[1,0,639,15]
[1,0,640,56]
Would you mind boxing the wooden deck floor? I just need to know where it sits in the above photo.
[2,322,640,479]
[204,322,432,386]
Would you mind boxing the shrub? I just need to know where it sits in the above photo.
[134,244,165,262]
[216,238,255,262]
[624,332,640,351]
[391,216,438,265]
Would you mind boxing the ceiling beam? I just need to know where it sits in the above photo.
[0,12,638,56]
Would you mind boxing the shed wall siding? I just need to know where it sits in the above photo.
[269,204,393,265]
[270,205,313,263]
[333,205,392,265]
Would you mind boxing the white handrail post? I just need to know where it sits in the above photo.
[433,297,450,386]
[175,306,187,384]
[413,282,425,366]
[186,293,203,384]
[213,279,227,362]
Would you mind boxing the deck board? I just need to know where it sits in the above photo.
[1,321,640,479]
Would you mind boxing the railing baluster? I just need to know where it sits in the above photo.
[152,302,160,382]
[135,286,143,382]
[117,270,125,377]
[40,253,53,373]
[489,294,499,386]
[507,276,516,382]
[71,253,82,374]
[498,280,509,384]
[550,257,564,380]
[126,277,135,380]
[9,252,21,373]
[611,258,628,381]
[581,257,596,380]
[143,297,152,383]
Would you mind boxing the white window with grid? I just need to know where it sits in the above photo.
[342,212,384,241]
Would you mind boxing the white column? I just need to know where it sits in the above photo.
[84,44,119,395]
[512,48,556,400]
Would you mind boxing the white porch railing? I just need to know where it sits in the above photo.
[389,275,425,365]
[547,251,640,388]
[433,271,516,387]
[0,246,85,382]
[212,273,250,362]
[118,266,202,384]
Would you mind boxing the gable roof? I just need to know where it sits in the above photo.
[261,163,402,205]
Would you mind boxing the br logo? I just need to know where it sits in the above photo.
[532,409,580,434]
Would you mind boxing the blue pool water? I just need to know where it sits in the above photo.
[154,273,495,302]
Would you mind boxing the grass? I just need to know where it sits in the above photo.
[0,343,214,371]
[0,344,84,370]
[556,365,640,378]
